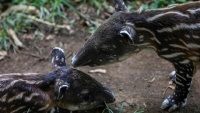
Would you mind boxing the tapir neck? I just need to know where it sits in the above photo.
[124,2,200,53]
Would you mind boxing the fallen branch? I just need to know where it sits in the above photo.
[0,5,40,19]
[20,51,42,58]
[0,51,7,60]
[20,51,49,61]
[0,4,71,31]
[22,14,71,30]
[6,29,24,48]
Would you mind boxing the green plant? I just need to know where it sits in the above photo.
[0,29,9,51]
[0,0,110,51]
[0,0,70,51]
[102,102,145,113]
[102,102,124,113]
[102,102,114,113]
[133,110,144,113]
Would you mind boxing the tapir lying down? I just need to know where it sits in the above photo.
[0,47,115,113]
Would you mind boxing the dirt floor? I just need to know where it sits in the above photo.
[0,26,200,113]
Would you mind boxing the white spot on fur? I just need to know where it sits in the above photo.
[81,89,89,94]
[112,45,116,48]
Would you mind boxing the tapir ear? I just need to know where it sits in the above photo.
[114,0,127,12]
[119,26,135,45]
[55,79,70,100]
[51,47,66,68]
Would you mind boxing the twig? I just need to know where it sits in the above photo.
[89,69,107,73]
[0,51,7,60]
[66,51,73,59]
[7,35,19,53]
[163,86,169,98]
[0,5,40,19]
[20,51,49,61]
[148,77,155,83]
[21,14,71,30]
[63,1,89,22]
[0,4,71,30]
[6,29,24,48]
[20,51,42,59]
[33,43,42,55]
[162,85,175,98]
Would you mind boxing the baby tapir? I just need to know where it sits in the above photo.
[0,47,115,113]
[72,0,200,112]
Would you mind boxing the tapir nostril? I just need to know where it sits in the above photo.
[106,93,115,103]
[105,97,115,103]
[102,90,115,103]
[72,55,93,67]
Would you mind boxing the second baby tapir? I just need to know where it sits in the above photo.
[0,47,115,113]
[71,0,200,112]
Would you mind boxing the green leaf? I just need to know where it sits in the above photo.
[176,0,186,3]
[134,110,145,113]
[150,3,158,9]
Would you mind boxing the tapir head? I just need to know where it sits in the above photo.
[51,47,115,111]
[72,0,145,67]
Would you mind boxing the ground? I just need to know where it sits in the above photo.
[1,26,200,113]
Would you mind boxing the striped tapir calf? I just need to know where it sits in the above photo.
[71,0,200,112]
[0,47,115,113]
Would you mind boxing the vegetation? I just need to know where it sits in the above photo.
[102,102,145,113]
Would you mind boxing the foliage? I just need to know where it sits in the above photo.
[102,102,124,113]
[133,110,144,113]
[0,29,9,51]
[0,0,107,51]
[102,102,145,113]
